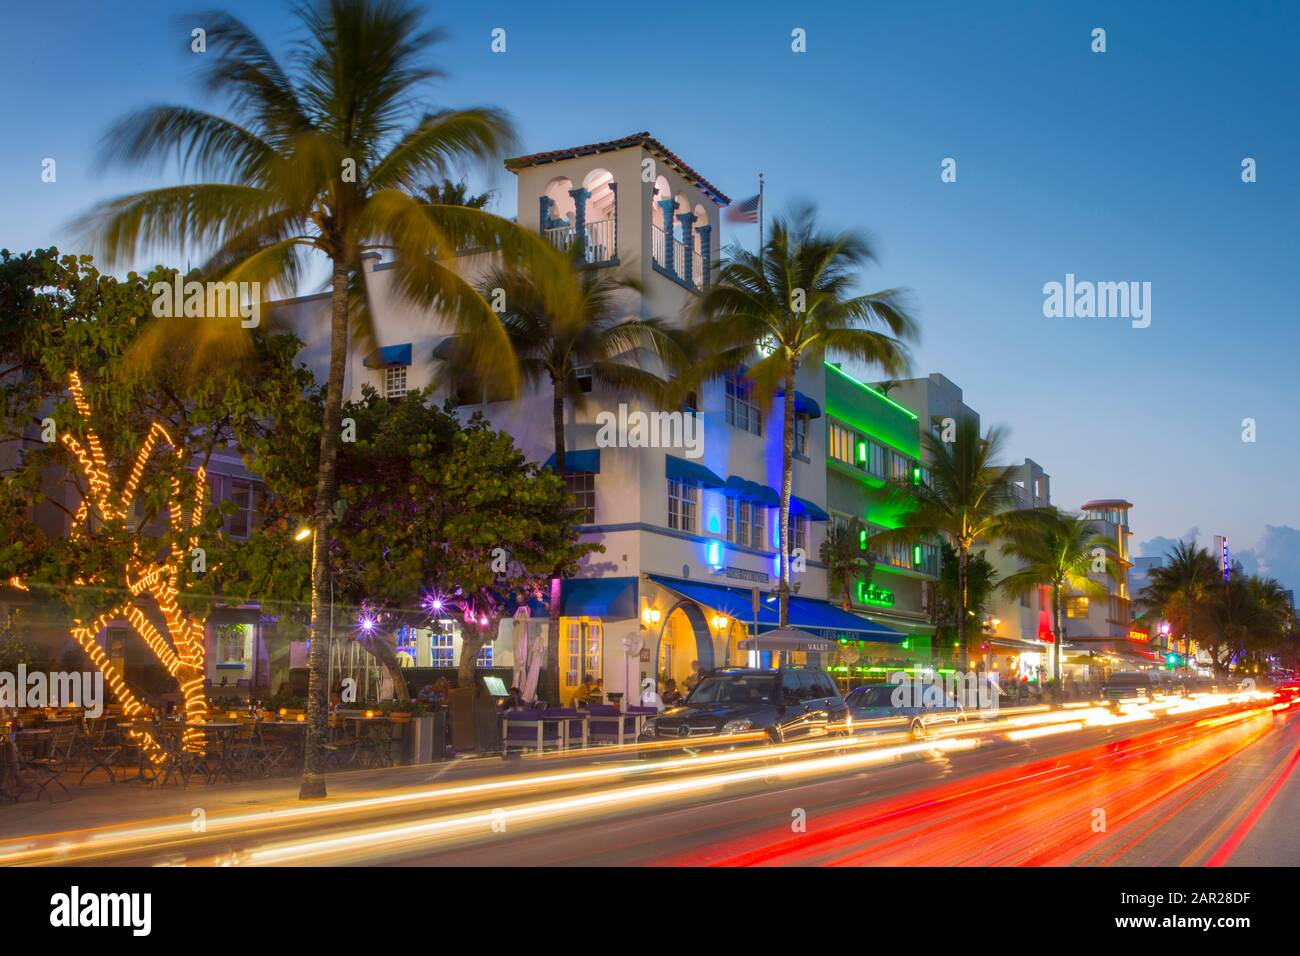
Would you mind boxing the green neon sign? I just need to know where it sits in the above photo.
[856,579,895,607]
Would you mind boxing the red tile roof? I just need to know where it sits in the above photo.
[505,132,731,205]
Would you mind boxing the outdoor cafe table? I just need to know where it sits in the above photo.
[188,722,241,783]
[338,715,393,765]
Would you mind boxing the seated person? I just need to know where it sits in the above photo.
[573,674,596,706]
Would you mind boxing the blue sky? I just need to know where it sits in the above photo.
[2,1,1298,589]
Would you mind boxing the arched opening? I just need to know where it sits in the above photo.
[581,167,617,262]
[653,600,715,695]
[650,175,672,271]
[541,176,576,248]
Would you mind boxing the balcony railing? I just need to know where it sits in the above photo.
[651,224,708,291]
[543,218,617,265]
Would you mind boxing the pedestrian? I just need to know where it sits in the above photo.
[662,678,683,706]
[684,660,704,694]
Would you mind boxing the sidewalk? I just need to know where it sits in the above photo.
[0,750,561,841]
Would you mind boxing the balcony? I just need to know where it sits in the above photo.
[651,224,709,292]
[543,217,617,266]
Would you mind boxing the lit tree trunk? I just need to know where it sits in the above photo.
[543,377,566,706]
[300,258,349,800]
[457,617,492,688]
[777,366,796,628]
[358,630,410,701]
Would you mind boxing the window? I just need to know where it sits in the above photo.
[794,413,809,457]
[793,514,809,554]
[226,479,266,538]
[1020,590,1031,609]
[865,441,886,478]
[564,472,596,523]
[216,623,248,664]
[682,389,698,415]
[565,619,602,689]
[476,642,494,667]
[828,421,855,465]
[1066,596,1090,619]
[752,505,766,550]
[384,364,408,399]
[574,365,593,394]
[430,624,456,667]
[668,478,698,533]
[725,373,762,435]
[726,497,737,543]
[738,498,751,546]
[890,452,913,485]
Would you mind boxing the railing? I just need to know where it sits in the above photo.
[651,224,708,291]
[544,218,617,265]
[651,223,667,271]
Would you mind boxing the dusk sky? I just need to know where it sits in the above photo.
[2,1,1297,588]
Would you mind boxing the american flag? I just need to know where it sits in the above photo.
[724,193,761,224]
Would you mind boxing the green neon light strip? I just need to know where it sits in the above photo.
[825,362,919,421]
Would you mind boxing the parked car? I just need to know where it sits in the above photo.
[641,667,847,745]
[843,682,966,739]
[1100,671,1155,705]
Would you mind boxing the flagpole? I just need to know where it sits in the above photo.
[758,172,765,261]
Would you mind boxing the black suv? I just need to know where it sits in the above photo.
[642,667,847,744]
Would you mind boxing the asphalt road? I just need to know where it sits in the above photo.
[6,695,1295,867]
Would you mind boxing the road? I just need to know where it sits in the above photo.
[3,691,1297,867]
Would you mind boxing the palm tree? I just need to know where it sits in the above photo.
[871,417,1021,671]
[820,517,871,610]
[1206,572,1291,675]
[468,245,686,704]
[999,508,1117,695]
[691,204,916,626]
[1137,540,1218,669]
[935,543,999,657]
[417,177,492,210]
[77,0,547,799]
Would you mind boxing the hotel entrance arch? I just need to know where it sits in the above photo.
[653,600,715,691]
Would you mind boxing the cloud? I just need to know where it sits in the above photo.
[1136,527,1201,559]
[1236,525,1300,594]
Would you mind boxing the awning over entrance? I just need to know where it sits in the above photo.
[988,637,1050,653]
[647,575,905,642]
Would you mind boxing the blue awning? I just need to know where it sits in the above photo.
[776,388,823,419]
[542,448,601,474]
[665,454,726,488]
[363,343,412,368]
[790,496,830,521]
[647,575,904,641]
[724,475,781,507]
[562,576,638,618]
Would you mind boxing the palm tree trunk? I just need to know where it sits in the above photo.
[543,379,566,706]
[299,258,349,800]
[777,367,796,628]
[1052,583,1063,702]
[956,547,969,672]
